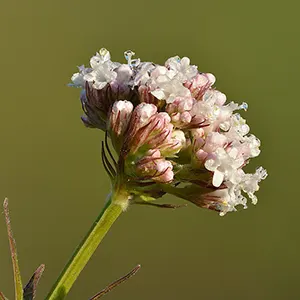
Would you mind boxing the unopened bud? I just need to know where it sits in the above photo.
[110,100,134,136]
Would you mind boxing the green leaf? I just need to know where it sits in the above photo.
[23,264,45,300]
[89,265,141,299]
[3,198,23,300]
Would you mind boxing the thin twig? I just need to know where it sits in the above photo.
[90,265,141,299]
[135,201,188,209]
[3,198,23,300]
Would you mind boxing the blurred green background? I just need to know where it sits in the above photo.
[0,0,298,299]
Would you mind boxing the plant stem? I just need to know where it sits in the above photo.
[45,192,124,300]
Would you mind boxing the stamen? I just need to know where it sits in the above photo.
[124,50,140,68]
[238,102,248,111]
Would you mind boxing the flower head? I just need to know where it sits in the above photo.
[70,48,267,215]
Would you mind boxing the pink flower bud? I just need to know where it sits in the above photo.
[155,161,174,183]
[166,97,194,113]
[160,130,186,156]
[203,89,227,106]
[125,109,173,154]
[109,100,134,136]
[132,103,158,129]
[138,85,165,109]
[180,111,192,124]
[196,149,208,162]
[185,73,215,100]
[135,151,174,183]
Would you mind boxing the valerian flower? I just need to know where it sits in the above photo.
[69,48,267,215]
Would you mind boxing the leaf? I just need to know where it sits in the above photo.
[89,265,141,300]
[0,291,8,300]
[3,198,23,300]
[23,264,45,300]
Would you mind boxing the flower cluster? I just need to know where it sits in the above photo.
[70,48,267,215]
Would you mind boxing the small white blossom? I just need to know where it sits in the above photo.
[84,62,117,90]
[134,62,155,86]
[165,56,198,82]
[70,65,91,88]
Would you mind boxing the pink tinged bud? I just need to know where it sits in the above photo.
[126,108,173,154]
[147,149,161,158]
[146,113,173,148]
[170,111,192,128]
[206,73,216,85]
[110,100,134,136]
[131,103,158,132]
[154,160,174,183]
[180,111,192,124]
[196,149,208,162]
[160,130,186,156]
[136,155,174,183]
[194,137,205,150]
[166,97,194,113]
[171,112,180,123]
[193,128,205,139]
[138,85,164,108]
[215,92,227,106]
[203,90,227,106]
[185,73,215,100]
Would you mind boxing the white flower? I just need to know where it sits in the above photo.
[240,167,268,203]
[70,65,91,88]
[202,132,228,153]
[151,78,191,103]
[82,48,118,89]
[84,62,117,89]
[90,48,112,68]
[205,147,244,187]
[115,64,133,85]
[165,56,198,82]
[133,62,155,86]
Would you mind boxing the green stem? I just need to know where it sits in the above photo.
[45,192,125,300]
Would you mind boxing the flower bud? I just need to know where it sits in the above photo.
[128,150,174,183]
[125,108,173,154]
[185,73,215,100]
[160,130,186,156]
[109,100,134,137]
